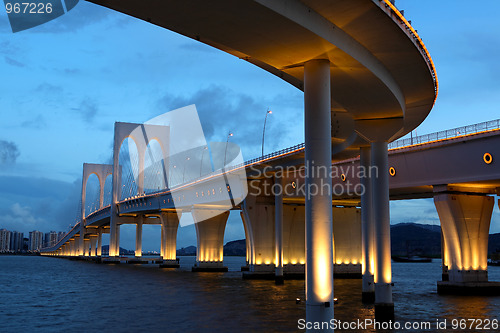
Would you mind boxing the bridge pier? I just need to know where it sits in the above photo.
[434,191,500,295]
[83,238,90,257]
[159,211,180,268]
[274,176,284,285]
[90,236,97,257]
[360,147,375,303]
[371,141,394,321]
[135,216,143,258]
[74,235,81,258]
[304,59,334,329]
[333,207,362,278]
[97,228,103,257]
[192,209,229,272]
[241,189,276,277]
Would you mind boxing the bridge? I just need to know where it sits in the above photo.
[42,118,500,298]
[41,0,457,327]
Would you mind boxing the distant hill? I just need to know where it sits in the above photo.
[390,223,441,257]
[101,245,132,255]
[177,246,196,256]
[224,239,246,256]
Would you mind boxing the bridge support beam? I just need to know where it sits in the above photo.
[435,192,500,295]
[371,141,394,321]
[360,147,375,303]
[304,59,334,328]
[192,210,229,272]
[275,176,284,285]
[135,216,143,257]
[160,212,180,268]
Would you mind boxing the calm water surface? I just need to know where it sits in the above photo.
[1,256,499,332]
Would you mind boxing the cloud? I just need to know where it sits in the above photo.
[72,97,98,123]
[4,56,25,67]
[21,114,47,129]
[157,85,301,158]
[0,140,20,164]
[24,1,115,33]
[0,203,46,231]
[0,175,79,233]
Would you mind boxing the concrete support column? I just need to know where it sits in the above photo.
[435,193,494,285]
[360,147,375,303]
[240,210,253,267]
[192,210,229,272]
[135,216,143,257]
[90,237,97,257]
[78,226,85,256]
[97,229,102,257]
[109,219,120,257]
[371,141,393,320]
[74,236,80,257]
[83,239,90,257]
[275,176,284,285]
[160,212,180,267]
[304,59,334,328]
[241,190,275,273]
[332,207,362,277]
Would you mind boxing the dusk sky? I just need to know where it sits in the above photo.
[1,1,499,250]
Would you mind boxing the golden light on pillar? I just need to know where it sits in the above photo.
[389,167,396,177]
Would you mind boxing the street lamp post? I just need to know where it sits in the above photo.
[224,131,233,168]
[261,108,272,157]
[200,146,208,177]
[182,157,190,183]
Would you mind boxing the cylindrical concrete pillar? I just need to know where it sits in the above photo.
[97,229,102,257]
[90,237,97,257]
[304,59,334,328]
[135,217,143,257]
[275,176,284,285]
[360,147,375,303]
[371,141,394,320]
[83,239,90,257]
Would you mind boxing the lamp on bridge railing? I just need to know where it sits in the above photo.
[262,108,272,157]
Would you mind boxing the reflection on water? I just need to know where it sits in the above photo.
[0,256,499,332]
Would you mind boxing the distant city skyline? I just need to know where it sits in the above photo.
[0,1,499,251]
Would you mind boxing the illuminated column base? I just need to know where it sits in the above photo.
[304,59,334,329]
[275,176,284,285]
[241,191,276,275]
[96,229,103,257]
[74,236,81,257]
[371,141,394,321]
[109,216,120,257]
[333,207,362,279]
[83,239,90,257]
[192,209,229,272]
[435,192,499,295]
[360,147,375,303]
[135,217,143,257]
[159,211,180,268]
[90,237,97,257]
